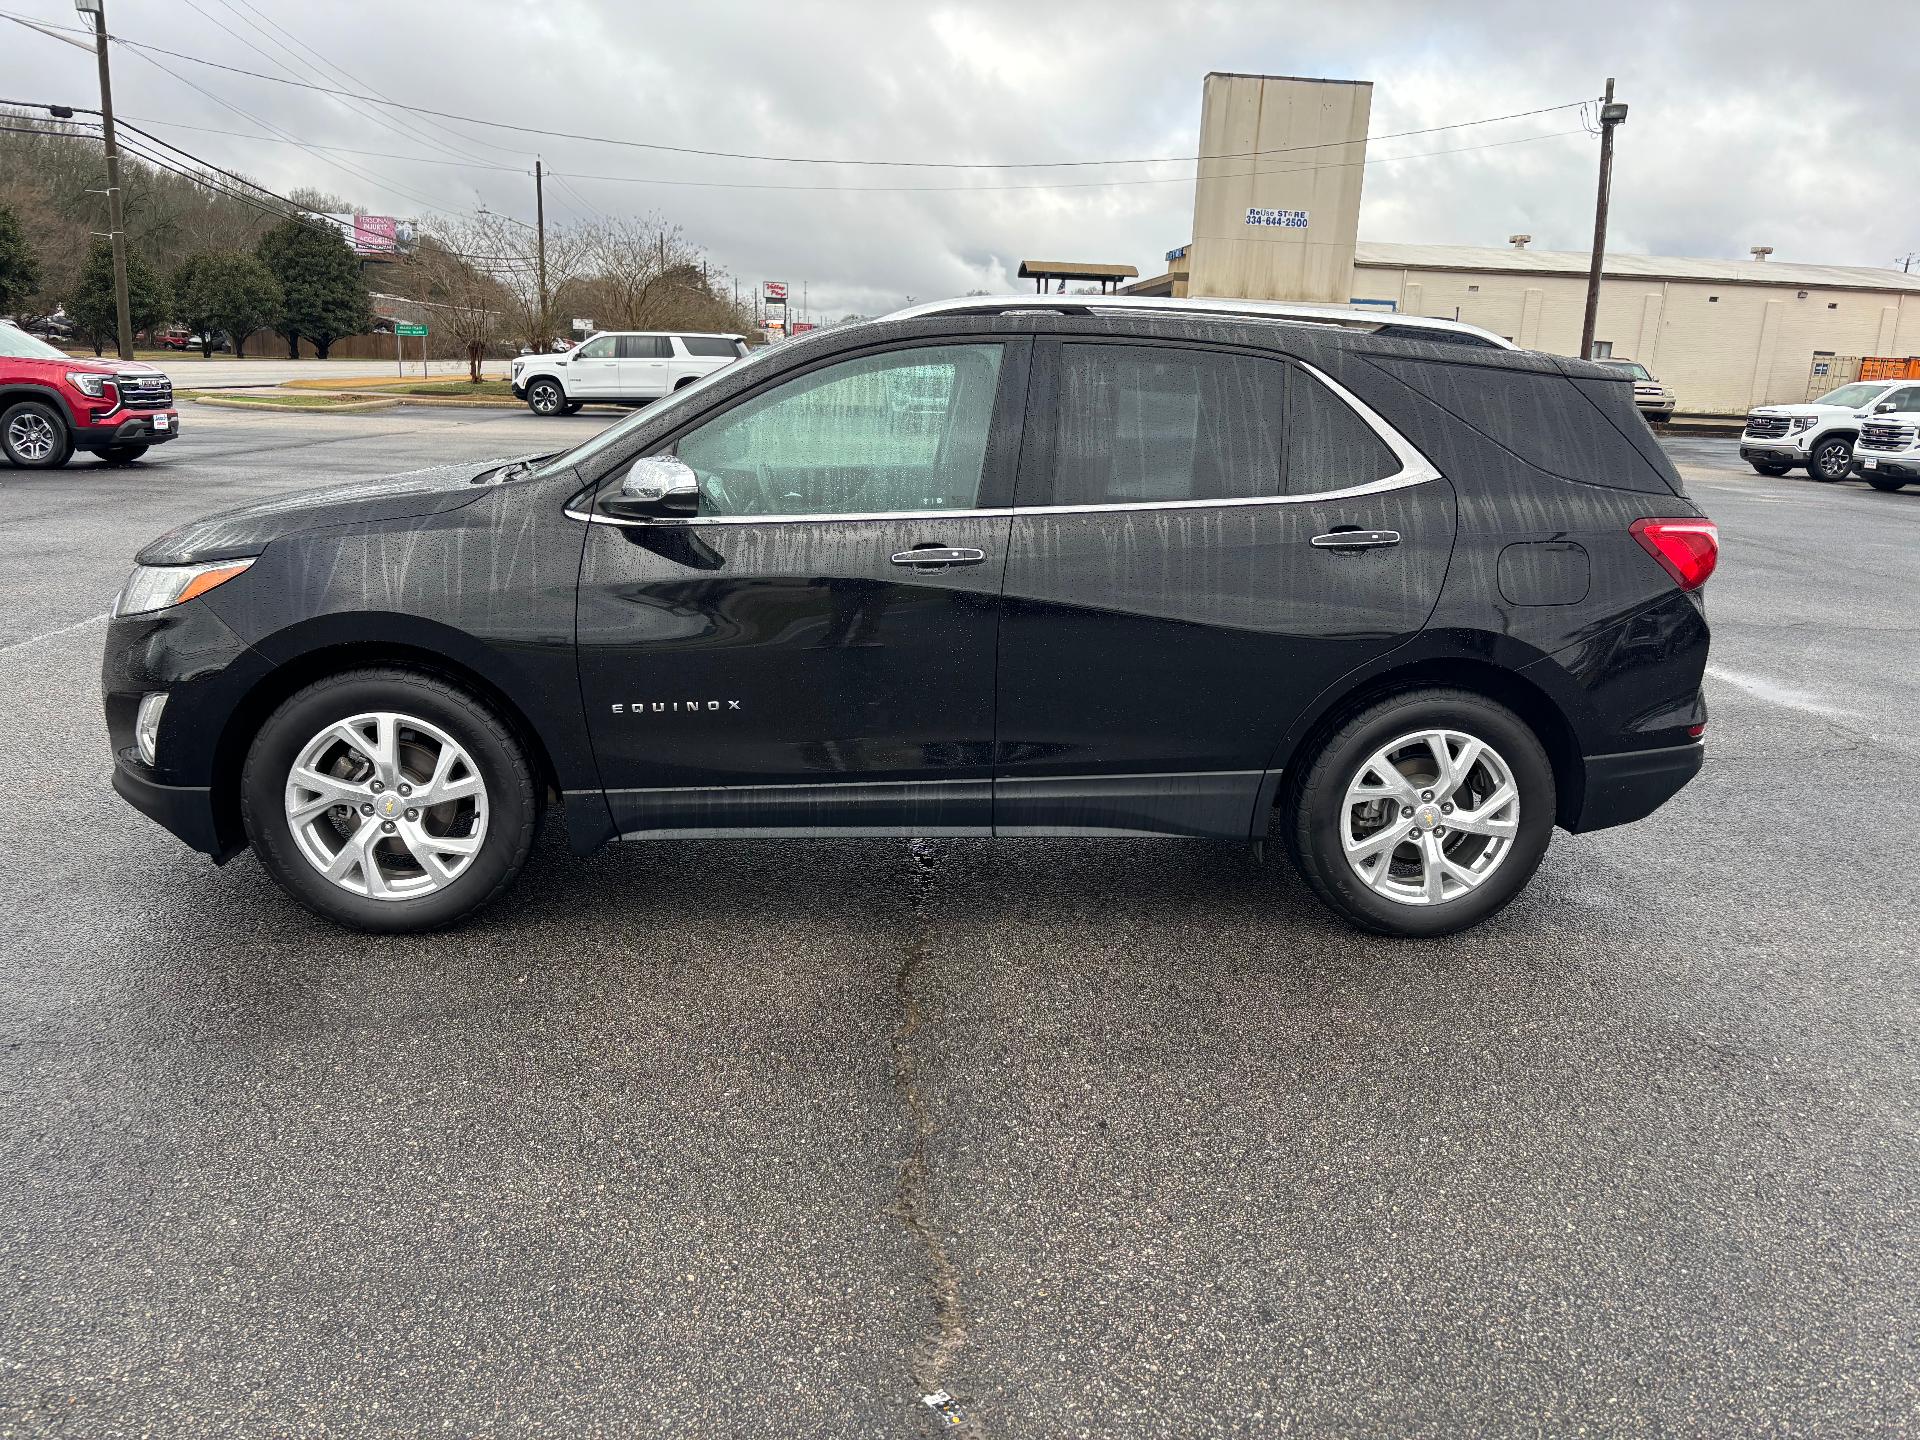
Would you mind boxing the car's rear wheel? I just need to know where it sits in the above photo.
[101,443,149,464]
[1750,461,1791,477]
[526,378,565,416]
[1808,435,1853,482]
[1283,688,1556,937]
[1,400,73,469]
[1866,473,1909,492]
[241,668,538,932]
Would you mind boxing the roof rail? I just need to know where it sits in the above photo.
[881,293,1516,350]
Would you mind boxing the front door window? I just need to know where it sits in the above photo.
[673,343,1005,517]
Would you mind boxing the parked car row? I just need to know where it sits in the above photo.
[1740,378,1920,489]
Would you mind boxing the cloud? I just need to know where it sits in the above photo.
[7,0,1912,319]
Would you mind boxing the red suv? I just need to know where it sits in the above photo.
[1,322,180,468]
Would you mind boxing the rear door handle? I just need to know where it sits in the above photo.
[1310,529,1401,550]
[890,546,987,568]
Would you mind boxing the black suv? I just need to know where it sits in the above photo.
[102,297,1716,938]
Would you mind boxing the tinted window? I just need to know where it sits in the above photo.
[1285,367,1398,495]
[1050,343,1284,506]
[575,336,615,360]
[617,335,670,359]
[1882,386,1920,411]
[676,343,1005,518]
[680,335,742,358]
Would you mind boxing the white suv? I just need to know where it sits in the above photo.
[511,331,748,415]
[1740,379,1920,482]
[1850,410,1920,492]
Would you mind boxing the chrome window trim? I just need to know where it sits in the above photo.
[565,357,1442,528]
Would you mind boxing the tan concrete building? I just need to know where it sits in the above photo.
[1349,244,1920,414]
[1182,73,1371,305]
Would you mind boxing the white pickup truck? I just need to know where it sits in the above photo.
[511,331,749,416]
[1740,378,1920,481]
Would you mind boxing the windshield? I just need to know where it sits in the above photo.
[1601,360,1652,381]
[1814,382,1883,408]
[0,324,69,361]
[528,343,781,479]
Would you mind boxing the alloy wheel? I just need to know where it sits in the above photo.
[283,711,489,900]
[1340,728,1520,906]
[531,383,561,414]
[7,411,57,462]
[1813,439,1851,481]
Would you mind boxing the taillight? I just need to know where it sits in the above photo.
[1630,517,1718,591]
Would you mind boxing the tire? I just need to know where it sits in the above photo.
[673,376,696,391]
[240,667,538,933]
[1749,461,1791,477]
[1,400,74,469]
[101,443,149,465]
[562,400,583,414]
[1808,434,1853,482]
[1282,688,1556,938]
[526,378,565,416]
[1866,473,1909,492]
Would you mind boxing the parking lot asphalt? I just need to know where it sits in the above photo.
[3,408,1917,1437]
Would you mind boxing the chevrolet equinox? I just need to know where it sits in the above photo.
[103,296,1716,938]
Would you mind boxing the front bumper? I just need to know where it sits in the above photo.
[111,751,239,860]
[1635,396,1676,417]
[1739,436,1808,464]
[1570,741,1705,833]
[72,410,180,453]
[1853,452,1920,478]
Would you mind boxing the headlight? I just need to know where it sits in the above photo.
[112,557,256,617]
[67,371,116,399]
[1790,416,1817,433]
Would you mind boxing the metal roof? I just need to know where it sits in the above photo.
[884,293,1516,348]
[1354,241,1920,294]
[1016,260,1140,280]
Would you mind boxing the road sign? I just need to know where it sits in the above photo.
[395,322,428,337]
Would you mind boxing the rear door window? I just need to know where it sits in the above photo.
[1046,342,1286,506]
[617,335,670,359]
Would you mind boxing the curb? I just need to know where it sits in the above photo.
[185,395,402,414]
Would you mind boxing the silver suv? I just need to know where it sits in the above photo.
[511,331,749,415]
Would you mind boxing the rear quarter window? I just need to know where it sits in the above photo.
[1285,366,1398,494]
[679,336,742,358]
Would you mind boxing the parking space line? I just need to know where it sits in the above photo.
[0,612,109,656]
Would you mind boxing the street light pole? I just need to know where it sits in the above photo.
[76,0,132,359]
[1579,77,1628,363]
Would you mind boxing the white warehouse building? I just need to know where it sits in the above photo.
[1347,243,1920,416]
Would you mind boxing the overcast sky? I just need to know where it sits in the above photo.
[5,0,1915,319]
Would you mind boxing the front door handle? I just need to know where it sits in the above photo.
[890,547,987,568]
[1310,529,1401,551]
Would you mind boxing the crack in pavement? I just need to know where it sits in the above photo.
[890,837,975,1435]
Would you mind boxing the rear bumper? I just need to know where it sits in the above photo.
[111,752,238,860]
[1569,741,1704,833]
[72,411,180,452]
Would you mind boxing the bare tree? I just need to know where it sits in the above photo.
[404,220,511,381]
[563,217,753,337]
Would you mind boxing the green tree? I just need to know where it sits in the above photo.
[173,250,282,359]
[256,217,371,359]
[69,239,169,355]
[0,202,40,315]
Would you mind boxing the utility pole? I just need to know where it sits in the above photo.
[534,158,547,348]
[77,0,132,359]
[1580,77,1628,363]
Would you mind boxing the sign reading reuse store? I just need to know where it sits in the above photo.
[1245,207,1310,229]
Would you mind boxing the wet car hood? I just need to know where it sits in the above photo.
[1749,403,1862,419]
[135,456,531,565]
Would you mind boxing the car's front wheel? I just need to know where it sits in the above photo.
[101,443,149,465]
[1,400,74,468]
[526,378,565,416]
[1283,688,1556,937]
[241,668,538,932]
[1865,473,1909,492]
[1808,435,1854,482]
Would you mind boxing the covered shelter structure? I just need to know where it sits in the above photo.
[1017,260,1139,294]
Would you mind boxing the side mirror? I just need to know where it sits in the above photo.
[1877,402,1898,413]
[605,454,699,521]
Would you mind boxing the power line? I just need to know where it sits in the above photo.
[116,115,526,170]
[0,16,1592,172]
